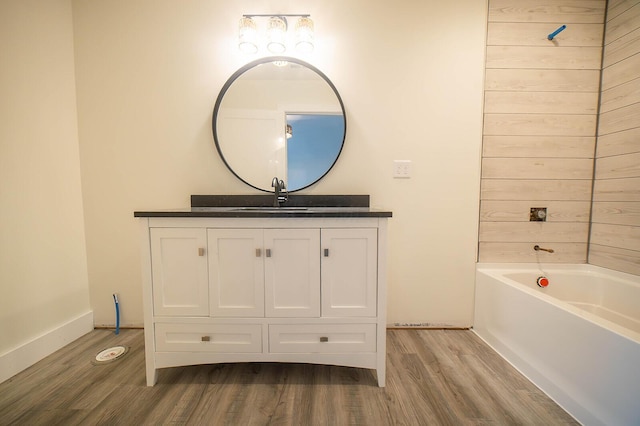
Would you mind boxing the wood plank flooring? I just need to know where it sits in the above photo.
[0,329,578,425]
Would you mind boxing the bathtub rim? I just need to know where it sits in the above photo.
[475,263,640,344]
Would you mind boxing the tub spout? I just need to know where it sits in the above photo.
[534,245,554,253]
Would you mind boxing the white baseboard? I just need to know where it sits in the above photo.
[0,311,94,384]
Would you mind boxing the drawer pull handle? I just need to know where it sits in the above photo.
[256,248,261,257]
[266,249,272,258]
[320,336,329,343]
[201,336,210,342]
[324,248,329,257]
[198,247,205,256]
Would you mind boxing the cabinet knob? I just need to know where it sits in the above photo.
[320,336,329,343]
[198,247,205,256]
[256,248,261,257]
[266,249,272,258]
[324,248,329,257]
[201,336,210,342]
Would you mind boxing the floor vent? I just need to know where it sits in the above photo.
[93,346,129,364]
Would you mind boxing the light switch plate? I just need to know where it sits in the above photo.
[393,160,412,178]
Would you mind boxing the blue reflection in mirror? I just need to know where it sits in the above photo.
[286,114,345,191]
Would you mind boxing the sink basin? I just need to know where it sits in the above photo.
[232,207,309,212]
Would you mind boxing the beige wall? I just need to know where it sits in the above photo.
[0,0,91,353]
[72,0,487,328]
[590,0,640,275]
[2,0,637,349]
[479,0,605,263]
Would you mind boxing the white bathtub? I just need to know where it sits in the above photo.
[473,263,640,426]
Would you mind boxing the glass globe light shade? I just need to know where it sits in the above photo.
[266,16,287,53]
[238,17,258,54]
[295,17,314,53]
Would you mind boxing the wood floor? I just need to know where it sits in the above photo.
[0,329,578,425]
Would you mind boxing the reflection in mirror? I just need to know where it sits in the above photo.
[213,57,346,192]
[286,114,344,190]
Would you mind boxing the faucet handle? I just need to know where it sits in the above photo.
[271,177,287,206]
[278,180,288,203]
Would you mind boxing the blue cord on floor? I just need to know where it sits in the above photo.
[113,293,120,335]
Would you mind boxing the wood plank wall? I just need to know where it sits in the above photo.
[589,0,640,275]
[479,0,606,263]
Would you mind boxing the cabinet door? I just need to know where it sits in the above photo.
[208,229,264,317]
[321,228,377,317]
[150,228,209,316]
[264,229,320,317]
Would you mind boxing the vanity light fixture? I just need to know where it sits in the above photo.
[286,123,293,139]
[238,14,314,54]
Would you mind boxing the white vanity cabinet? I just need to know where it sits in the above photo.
[138,215,388,387]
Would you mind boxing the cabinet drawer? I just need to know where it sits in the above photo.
[269,324,376,353]
[155,323,262,353]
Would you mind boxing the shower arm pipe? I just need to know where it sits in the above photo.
[548,25,567,40]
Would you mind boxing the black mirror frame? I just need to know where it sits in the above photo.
[212,56,347,193]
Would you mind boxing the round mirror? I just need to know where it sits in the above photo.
[212,57,346,192]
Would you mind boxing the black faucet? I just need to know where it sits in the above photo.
[271,177,287,207]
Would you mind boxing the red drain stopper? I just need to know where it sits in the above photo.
[537,276,549,287]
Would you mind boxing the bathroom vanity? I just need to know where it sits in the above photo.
[134,58,392,386]
[135,195,391,387]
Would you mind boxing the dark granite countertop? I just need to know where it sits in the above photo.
[134,195,392,218]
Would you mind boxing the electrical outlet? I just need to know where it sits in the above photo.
[393,160,412,178]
